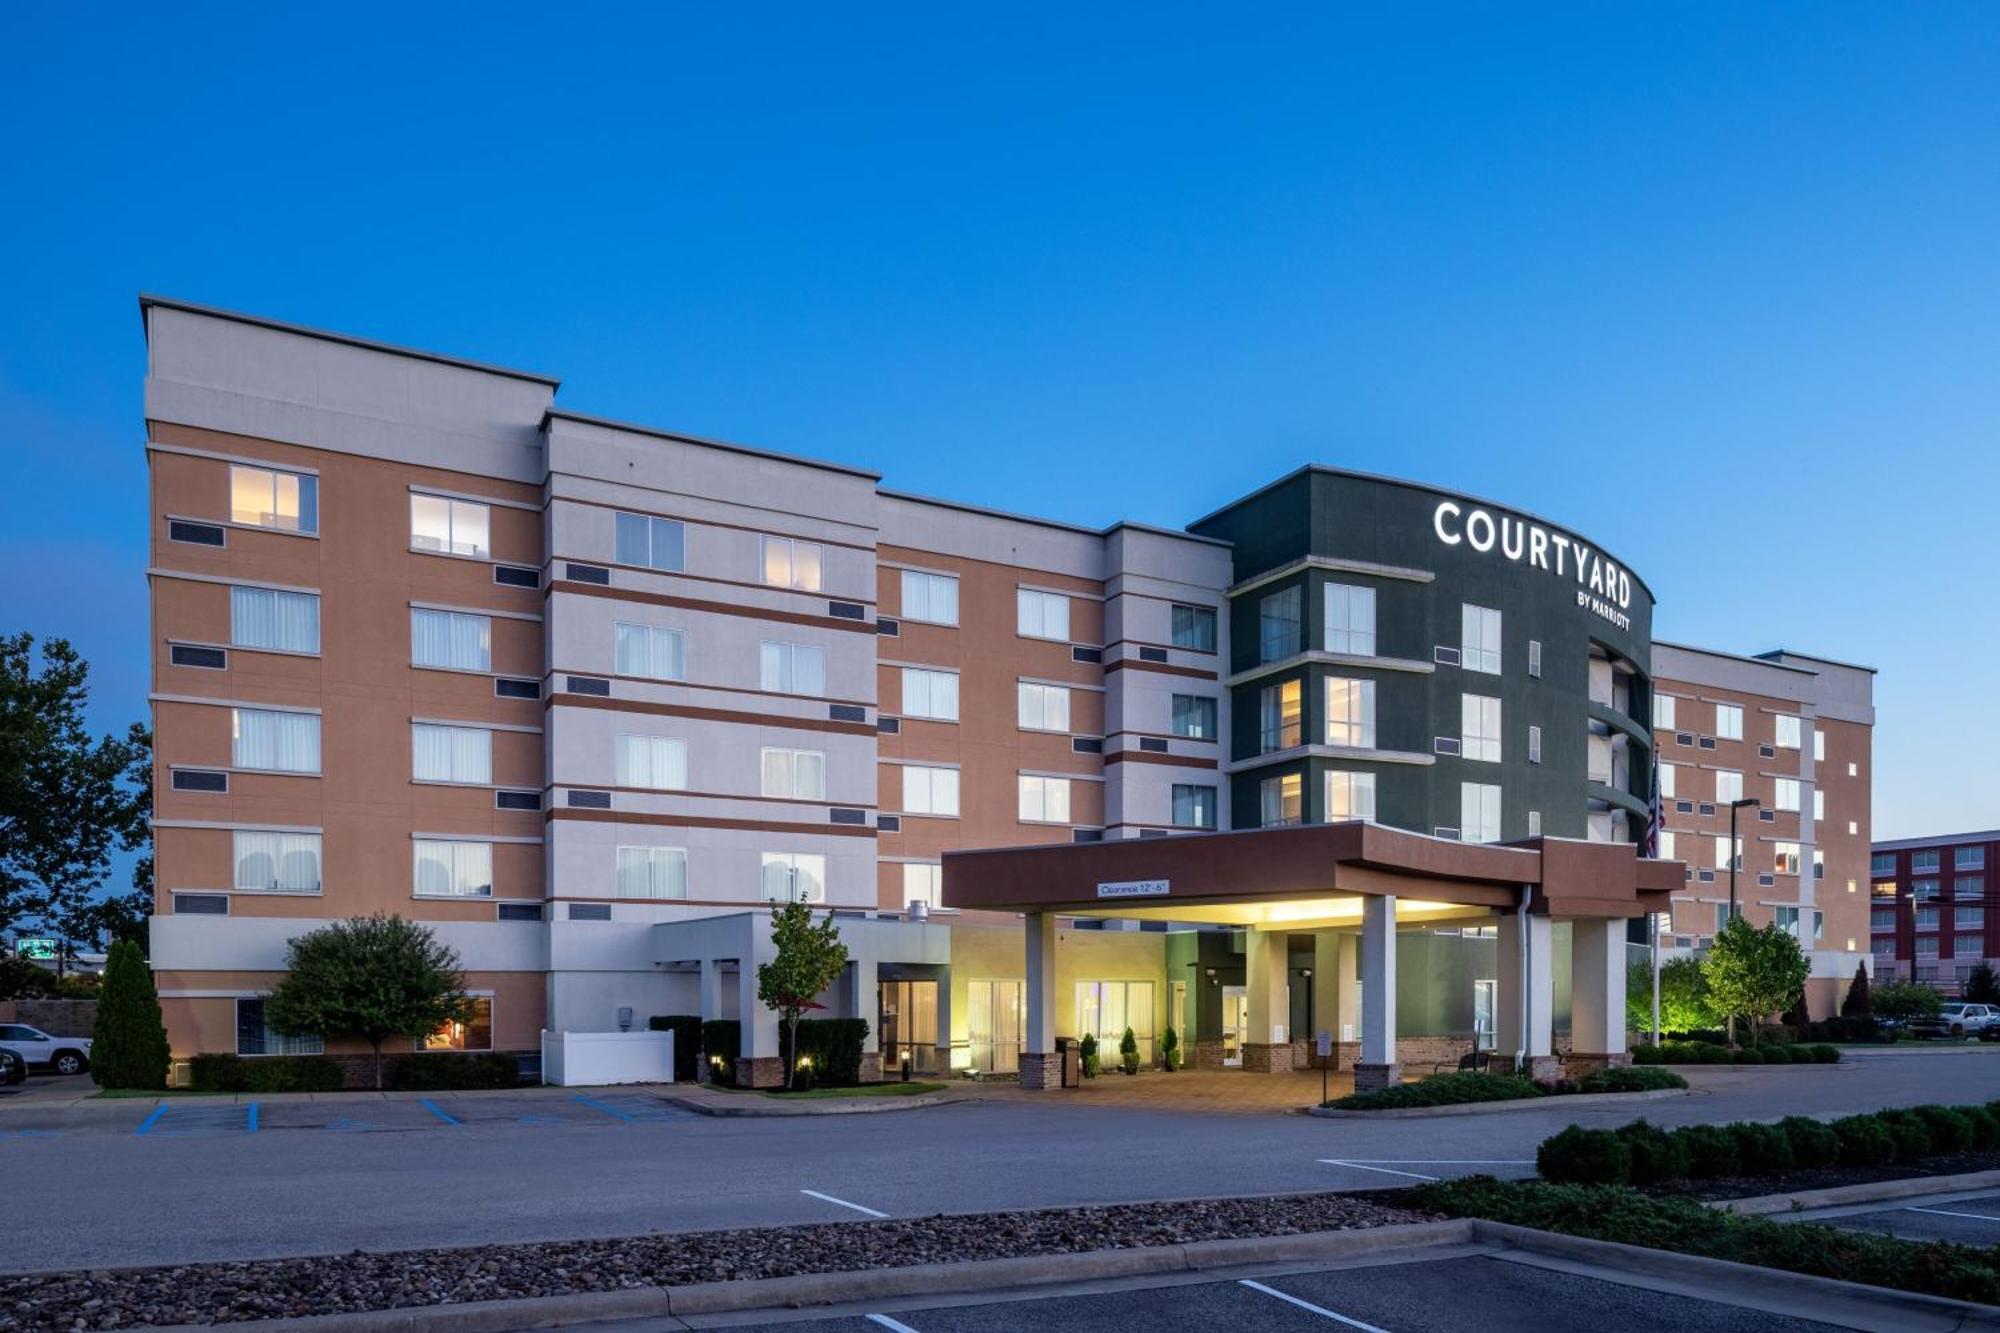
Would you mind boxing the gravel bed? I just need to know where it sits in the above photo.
[0,1192,1432,1331]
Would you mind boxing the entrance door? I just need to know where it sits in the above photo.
[967,979,1022,1074]
[1473,979,1497,1051]
[1221,986,1249,1066]
[879,980,939,1074]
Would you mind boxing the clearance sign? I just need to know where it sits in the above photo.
[1433,501,1633,633]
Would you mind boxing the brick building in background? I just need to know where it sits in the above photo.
[1870,831,1999,992]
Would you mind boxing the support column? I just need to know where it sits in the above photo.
[1019,911,1061,1090]
[736,927,783,1089]
[1243,927,1295,1072]
[1569,917,1630,1073]
[933,969,954,1075]
[697,959,725,1083]
[1311,930,1344,1068]
[1496,906,1557,1082]
[1355,895,1399,1090]
[847,954,882,1083]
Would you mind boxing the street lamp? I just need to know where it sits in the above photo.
[1727,798,1761,923]
[1295,966,1320,1104]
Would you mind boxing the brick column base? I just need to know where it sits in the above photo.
[1018,1051,1062,1090]
[1352,1061,1402,1091]
[1242,1042,1297,1073]
[1564,1052,1632,1077]
[1192,1041,1228,1070]
[859,1052,883,1084]
[736,1056,783,1089]
[1490,1053,1563,1082]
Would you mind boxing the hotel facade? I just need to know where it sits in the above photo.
[141,297,1873,1086]
[1869,831,1998,992]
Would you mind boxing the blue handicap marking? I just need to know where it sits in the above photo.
[420,1098,461,1126]
[517,1113,567,1126]
[572,1093,691,1123]
[325,1117,373,1133]
[142,1102,256,1137]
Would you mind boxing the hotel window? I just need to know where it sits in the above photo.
[1813,790,1825,822]
[1171,694,1217,740]
[1871,852,1895,875]
[619,735,690,790]
[1657,830,1677,860]
[762,852,828,903]
[1914,849,1941,872]
[1872,906,1896,931]
[760,747,825,800]
[424,997,493,1052]
[236,997,323,1057]
[1527,810,1541,836]
[1775,905,1801,938]
[232,708,320,774]
[903,863,942,912]
[411,723,491,784]
[1461,694,1502,762]
[1326,678,1377,748]
[1260,680,1302,751]
[1018,775,1072,824]
[1171,604,1216,652]
[411,609,491,672]
[1774,842,1801,875]
[1323,583,1376,656]
[1847,761,1857,776]
[1527,640,1542,678]
[617,846,689,900]
[1528,725,1543,765]
[1714,703,1743,741]
[1653,694,1676,730]
[1917,936,1941,958]
[414,839,493,898]
[1916,906,1940,931]
[1324,770,1376,821]
[410,493,490,559]
[1959,876,1986,900]
[1171,784,1218,830]
[901,667,959,720]
[1847,820,1858,836]
[615,622,686,681]
[1815,730,1826,762]
[1913,878,1942,901]
[760,640,826,695]
[1460,782,1501,844]
[1017,682,1072,733]
[1259,586,1301,662]
[1774,714,1801,750]
[1774,778,1801,813]
[229,464,318,534]
[1076,981,1156,1062]
[1714,835,1742,872]
[1959,847,1987,871]
[230,587,319,654]
[1714,769,1743,804]
[1017,589,1070,641]
[1813,849,1825,879]
[614,511,685,572]
[1261,772,1302,827]
[900,570,959,625]
[1714,903,1731,934]
[902,765,960,817]
[233,831,322,893]
[1958,934,1985,959]
[1658,762,1676,798]
[1461,604,1502,674]
[760,536,823,591]
[1958,905,1986,930]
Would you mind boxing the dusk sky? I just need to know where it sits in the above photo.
[3,5,1996,840]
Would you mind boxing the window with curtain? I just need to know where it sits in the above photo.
[616,622,686,681]
[1715,769,1743,804]
[232,708,321,773]
[902,863,942,910]
[760,535,823,591]
[759,747,824,799]
[411,609,491,672]
[1171,694,1217,740]
[1658,762,1675,797]
[1714,703,1744,740]
[1774,714,1802,750]
[1714,834,1743,871]
[1325,770,1376,821]
[424,996,493,1052]
[1460,782,1501,843]
[1170,604,1216,651]
[1076,980,1156,1060]
[1774,778,1801,812]
[411,724,492,784]
[413,840,493,897]
[409,494,490,558]
[1259,679,1301,752]
[1326,678,1376,748]
[1528,724,1543,765]
[618,734,689,790]
[1461,693,1501,762]
[901,667,959,719]
[1959,847,1987,871]
[902,765,960,816]
[1461,604,1502,674]
[233,831,322,893]
[616,846,688,899]
[1258,586,1300,662]
[229,464,318,533]
[759,641,826,695]
[1017,682,1071,732]
[236,997,323,1056]
[1018,775,1071,823]
[1260,772,1302,827]
[614,511,686,571]
[1654,694,1677,729]
[1016,589,1070,641]
[760,852,826,902]
[900,570,959,624]
[1171,784,1216,829]
[230,586,320,654]
[1324,583,1376,655]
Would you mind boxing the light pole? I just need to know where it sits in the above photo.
[1296,966,1320,1104]
[1727,798,1761,922]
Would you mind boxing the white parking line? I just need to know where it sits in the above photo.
[1334,1159,1536,1166]
[1239,1278,1391,1331]
[800,1188,890,1218]
[864,1315,923,1333]
[1317,1160,1440,1181]
[1907,1205,2000,1222]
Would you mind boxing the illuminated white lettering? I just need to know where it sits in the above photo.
[1433,501,1463,546]
[1529,527,1549,570]
[1572,544,1592,586]
[1465,509,1496,553]
[1551,533,1570,576]
[1500,516,1525,562]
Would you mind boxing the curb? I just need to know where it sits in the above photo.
[1308,1086,1691,1119]
[138,1220,1476,1333]
[1708,1167,2000,1216]
[661,1092,964,1117]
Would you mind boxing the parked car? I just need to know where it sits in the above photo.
[0,1023,93,1075]
[0,1048,25,1086]
[1909,1003,2000,1039]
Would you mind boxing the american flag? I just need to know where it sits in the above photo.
[1643,748,1663,858]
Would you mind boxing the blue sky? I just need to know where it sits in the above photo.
[2,4,1995,840]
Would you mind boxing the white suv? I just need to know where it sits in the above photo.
[0,1024,93,1076]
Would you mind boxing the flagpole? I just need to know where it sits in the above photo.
[1651,912,1662,1046]
[1646,747,1663,1046]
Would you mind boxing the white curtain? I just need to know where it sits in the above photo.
[414,840,492,897]
[230,587,320,653]
[234,831,321,892]
[412,609,491,671]
[616,623,684,680]
[618,735,686,789]
[233,709,321,773]
[616,846,686,899]
[413,724,490,783]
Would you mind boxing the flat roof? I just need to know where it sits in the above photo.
[878,488,1234,548]
[1755,648,1879,675]
[138,294,563,388]
[1654,640,1820,676]
[1873,831,2000,852]
[544,409,883,482]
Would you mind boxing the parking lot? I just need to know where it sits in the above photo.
[0,1088,700,1140]
[1792,1187,2000,1246]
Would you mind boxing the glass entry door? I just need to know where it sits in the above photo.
[1473,979,1496,1051]
[879,980,939,1074]
[967,979,1022,1074]
[1221,985,1249,1066]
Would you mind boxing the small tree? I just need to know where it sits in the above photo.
[1161,1025,1181,1071]
[264,915,469,1089]
[1967,963,2000,1006]
[1840,962,1872,1017]
[1079,1032,1099,1077]
[1119,1026,1140,1074]
[1626,955,1718,1034]
[1873,979,1944,1025]
[1701,917,1810,1043]
[756,900,849,1090]
[90,938,170,1089]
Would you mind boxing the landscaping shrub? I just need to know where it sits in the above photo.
[779,1018,869,1085]
[1669,1028,1729,1046]
[1964,1105,2000,1151]
[1079,1033,1100,1078]
[1161,1025,1181,1072]
[1729,1122,1795,1175]
[1909,1105,1976,1155]
[700,1019,740,1085]
[91,939,170,1091]
[1758,1046,1790,1064]
[1577,1065,1687,1094]
[1732,1048,1760,1065]
[1753,1023,1796,1046]
[1875,1109,1934,1161]
[1778,1115,1842,1169]
[188,1052,345,1093]
[1631,1043,1664,1065]
[1118,1026,1140,1075]
[1326,1070,1539,1110]
[1673,1123,1741,1177]
[1615,1119,1690,1185]
[1537,1125,1630,1185]
[1808,1043,1841,1063]
[1831,1114,1897,1167]
[386,1053,518,1091]
[1696,1045,1732,1064]
[647,1015,703,1083]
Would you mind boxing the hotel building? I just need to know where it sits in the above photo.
[1870,831,1999,992]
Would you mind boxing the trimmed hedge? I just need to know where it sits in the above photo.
[1779,1115,1841,1169]
[1327,1071,1541,1110]
[1633,1041,1839,1066]
[385,1053,519,1091]
[1832,1114,1897,1166]
[1674,1123,1740,1178]
[701,1020,741,1085]
[1576,1066,1687,1094]
[647,1015,703,1083]
[188,1053,344,1093]
[1538,1126,1628,1185]
[1616,1119,1691,1185]
[779,1018,870,1086]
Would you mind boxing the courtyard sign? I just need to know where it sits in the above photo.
[1432,500,1634,618]
[1096,879,1170,899]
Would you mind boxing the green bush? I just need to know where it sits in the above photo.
[1832,1114,1898,1166]
[188,1052,346,1093]
[1118,1026,1140,1075]
[700,1019,740,1085]
[1875,1109,1934,1161]
[1779,1115,1842,1169]
[1079,1033,1100,1078]
[1674,1123,1742,1177]
[90,939,171,1090]
[1910,1105,1976,1155]
[1758,1046,1790,1064]
[647,1015,703,1083]
[1538,1125,1630,1185]
[1730,1122,1795,1175]
[1808,1043,1841,1063]
[1615,1119,1690,1185]
[1326,1070,1539,1110]
[386,1053,518,1091]
[1695,1044,1732,1064]
[779,1018,870,1085]
[1578,1065,1686,1094]
[1631,1043,1664,1065]
[1732,1048,1761,1065]
[1963,1105,2000,1150]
